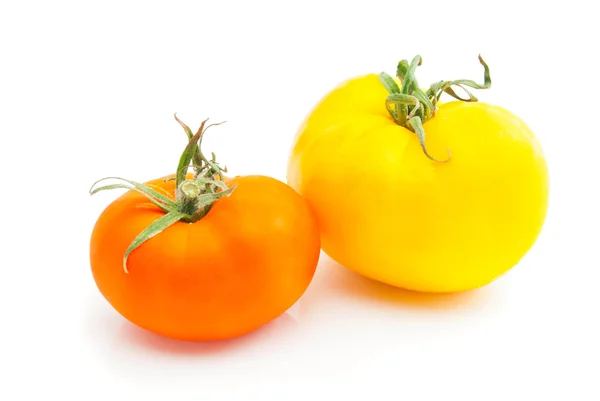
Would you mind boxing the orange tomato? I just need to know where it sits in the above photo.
[90,117,320,341]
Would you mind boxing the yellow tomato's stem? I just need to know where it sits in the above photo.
[379,54,492,162]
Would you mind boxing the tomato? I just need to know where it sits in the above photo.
[90,117,320,341]
[287,55,549,293]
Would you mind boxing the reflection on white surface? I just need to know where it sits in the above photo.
[111,311,298,356]
[300,253,489,313]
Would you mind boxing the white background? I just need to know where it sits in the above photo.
[1,0,598,400]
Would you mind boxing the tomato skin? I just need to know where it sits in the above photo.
[90,174,320,341]
[287,74,549,293]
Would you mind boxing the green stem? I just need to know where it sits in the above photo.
[122,211,188,273]
[178,180,202,215]
[379,54,492,162]
[90,115,237,273]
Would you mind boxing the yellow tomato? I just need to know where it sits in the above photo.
[287,58,549,293]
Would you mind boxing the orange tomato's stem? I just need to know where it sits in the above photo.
[177,179,237,223]
[179,180,202,215]
[90,115,237,272]
[378,54,492,162]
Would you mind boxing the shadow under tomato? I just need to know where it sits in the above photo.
[112,311,299,356]
[300,252,493,313]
